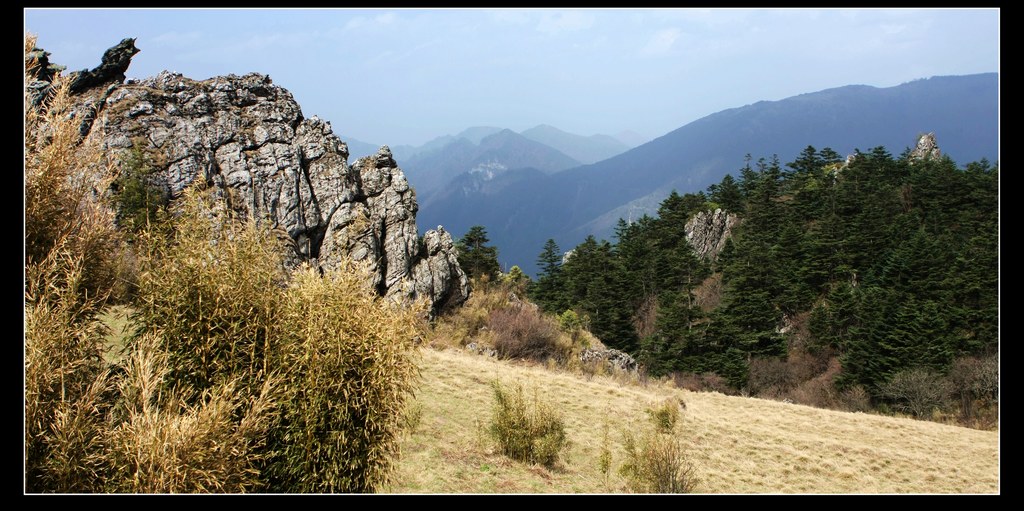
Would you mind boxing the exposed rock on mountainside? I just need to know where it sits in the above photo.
[579,348,638,373]
[685,208,740,261]
[32,39,468,316]
[910,132,942,162]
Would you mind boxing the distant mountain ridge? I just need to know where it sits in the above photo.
[414,73,998,276]
[520,124,631,164]
[400,129,583,197]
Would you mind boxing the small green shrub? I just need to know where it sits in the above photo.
[619,427,698,493]
[501,265,529,292]
[645,399,681,434]
[113,144,168,234]
[488,381,567,467]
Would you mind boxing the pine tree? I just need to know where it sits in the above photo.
[707,173,744,213]
[531,239,568,313]
[456,225,500,281]
[561,236,637,352]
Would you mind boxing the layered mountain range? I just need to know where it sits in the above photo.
[399,73,997,275]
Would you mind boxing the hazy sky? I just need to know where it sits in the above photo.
[25,8,999,147]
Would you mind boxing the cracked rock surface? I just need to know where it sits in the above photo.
[40,40,469,316]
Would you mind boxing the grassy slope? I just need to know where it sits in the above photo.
[387,348,999,494]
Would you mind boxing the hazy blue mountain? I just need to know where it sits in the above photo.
[419,73,998,277]
[456,126,506,145]
[613,129,650,148]
[401,129,581,196]
[520,124,631,164]
[391,126,505,161]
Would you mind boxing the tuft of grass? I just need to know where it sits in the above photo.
[620,397,698,493]
[102,334,280,493]
[646,398,682,434]
[619,426,699,493]
[598,421,613,487]
[488,381,568,468]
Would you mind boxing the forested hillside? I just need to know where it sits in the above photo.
[427,74,998,276]
[530,143,998,422]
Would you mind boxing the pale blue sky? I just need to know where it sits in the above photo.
[25,8,999,147]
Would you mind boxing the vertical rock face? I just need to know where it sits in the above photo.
[39,41,468,316]
[910,132,941,162]
[684,208,740,261]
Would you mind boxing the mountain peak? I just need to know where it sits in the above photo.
[520,124,631,165]
[454,126,504,145]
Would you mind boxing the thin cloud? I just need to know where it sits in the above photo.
[344,11,398,32]
[641,28,681,56]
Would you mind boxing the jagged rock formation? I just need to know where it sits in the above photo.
[68,38,139,94]
[910,132,941,162]
[36,39,469,316]
[25,45,67,107]
[684,208,740,261]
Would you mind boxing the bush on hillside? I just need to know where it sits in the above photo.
[25,34,121,492]
[488,381,567,467]
[949,354,999,421]
[266,264,422,492]
[619,418,699,493]
[132,189,423,492]
[489,306,569,363]
[130,187,289,399]
[645,398,682,434]
[877,367,951,418]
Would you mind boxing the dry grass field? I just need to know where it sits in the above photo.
[386,348,999,494]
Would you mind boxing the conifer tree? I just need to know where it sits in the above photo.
[456,225,500,281]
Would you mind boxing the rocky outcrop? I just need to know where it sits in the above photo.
[25,45,66,106]
[40,39,469,316]
[579,348,638,373]
[684,208,740,261]
[68,38,139,94]
[910,132,941,162]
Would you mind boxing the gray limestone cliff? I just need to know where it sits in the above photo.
[910,132,942,162]
[684,208,740,261]
[38,40,469,316]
